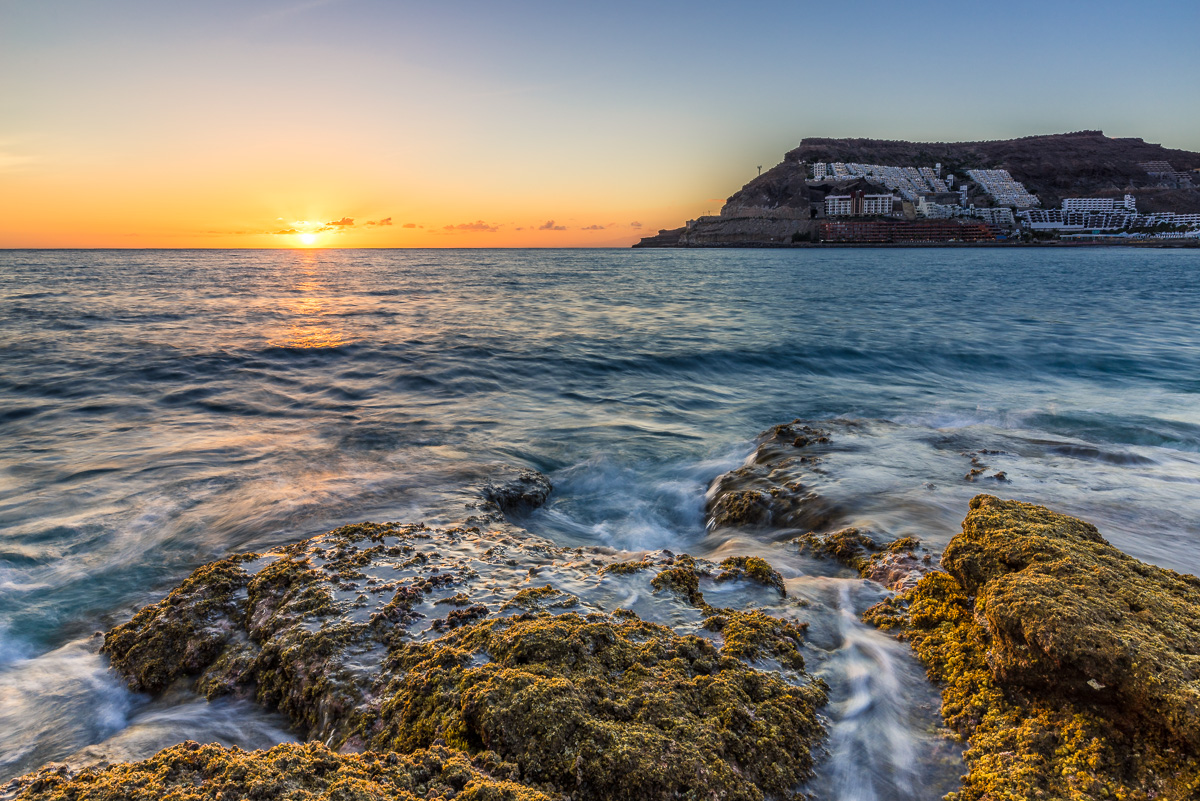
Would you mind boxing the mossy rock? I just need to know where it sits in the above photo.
[364,612,827,801]
[101,555,255,694]
[715,556,786,596]
[702,609,808,670]
[947,495,1200,749]
[6,741,551,801]
[704,423,838,532]
[864,495,1200,800]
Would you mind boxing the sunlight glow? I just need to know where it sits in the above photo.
[298,232,319,246]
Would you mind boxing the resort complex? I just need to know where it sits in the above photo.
[805,161,1200,242]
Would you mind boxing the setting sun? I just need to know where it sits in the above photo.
[298,232,319,247]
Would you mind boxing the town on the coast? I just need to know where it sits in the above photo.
[634,131,1200,247]
[810,160,1200,243]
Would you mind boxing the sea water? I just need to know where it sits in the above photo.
[2,248,1199,797]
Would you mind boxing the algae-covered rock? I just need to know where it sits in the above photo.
[5,741,551,801]
[97,519,827,801]
[365,612,826,801]
[715,556,786,596]
[102,555,255,694]
[102,522,595,745]
[864,495,1200,800]
[795,528,931,590]
[947,495,1200,749]
[705,422,839,531]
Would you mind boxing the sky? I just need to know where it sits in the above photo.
[1,0,1198,248]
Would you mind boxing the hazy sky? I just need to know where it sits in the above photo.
[2,0,1198,247]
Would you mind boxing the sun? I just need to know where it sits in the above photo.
[298,232,319,247]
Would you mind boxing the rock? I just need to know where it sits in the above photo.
[3,741,550,801]
[92,522,828,801]
[365,612,826,801]
[479,468,552,516]
[863,495,1200,800]
[705,422,839,532]
[714,556,786,596]
[944,495,1200,748]
[794,528,931,591]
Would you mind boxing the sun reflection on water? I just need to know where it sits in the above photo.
[266,254,354,349]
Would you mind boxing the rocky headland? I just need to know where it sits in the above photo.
[635,131,1200,247]
[5,423,1199,800]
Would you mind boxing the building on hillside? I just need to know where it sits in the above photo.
[966,169,1040,208]
[825,191,895,217]
[1063,195,1136,213]
[819,219,997,243]
[1019,209,1136,230]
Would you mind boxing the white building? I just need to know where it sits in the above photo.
[966,169,1040,208]
[1063,195,1136,213]
[825,192,895,217]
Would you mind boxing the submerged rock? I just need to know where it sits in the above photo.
[4,741,549,801]
[795,528,932,591]
[865,495,1200,800]
[479,469,553,517]
[705,422,840,532]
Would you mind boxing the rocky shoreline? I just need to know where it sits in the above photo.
[5,423,1198,800]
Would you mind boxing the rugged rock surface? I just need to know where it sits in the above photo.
[865,494,1200,800]
[364,612,825,801]
[705,422,839,533]
[4,741,550,801]
[794,529,933,591]
[82,509,828,801]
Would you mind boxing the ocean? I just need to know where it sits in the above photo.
[2,247,1199,797]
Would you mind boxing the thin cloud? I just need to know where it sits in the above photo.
[581,224,607,231]
[539,220,567,231]
[630,221,643,228]
[444,220,499,233]
[365,217,393,227]
[401,222,417,229]
[326,217,354,227]
[274,228,299,235]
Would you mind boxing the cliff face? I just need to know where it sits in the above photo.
[635,131,1200,247]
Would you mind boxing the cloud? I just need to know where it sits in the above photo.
[539,220,567,231]
[630,221,643,228]
[401,222,417,229]
[365,218,394,226]
[444,220,499,233]
[326,217,355,227]
[581,224,607,231]
[274,228,299,235]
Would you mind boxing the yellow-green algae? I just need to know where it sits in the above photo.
[362,611,827,801]
[702,610,808,670]
[864,495,1200,800]
[715,556,786,596]
[7,741,550,801]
